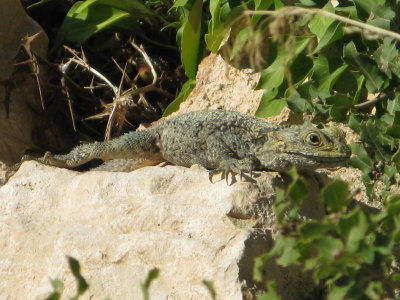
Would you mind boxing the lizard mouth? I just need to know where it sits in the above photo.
[283,150,351,166]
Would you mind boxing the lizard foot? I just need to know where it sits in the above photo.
[208,158,254,184]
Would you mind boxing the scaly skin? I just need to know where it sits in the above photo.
[7,110,351,181]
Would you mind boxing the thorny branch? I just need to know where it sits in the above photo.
[60,42,174,140]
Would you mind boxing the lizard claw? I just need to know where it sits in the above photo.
[208,158,255,184]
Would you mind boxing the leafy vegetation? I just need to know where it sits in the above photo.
[255,169,400,299]
[21,0,400,299]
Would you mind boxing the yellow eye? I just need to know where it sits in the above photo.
[305,132,322,146]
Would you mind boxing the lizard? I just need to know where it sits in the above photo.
[6,109,351,181]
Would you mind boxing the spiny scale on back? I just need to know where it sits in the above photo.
[7,110,351,181]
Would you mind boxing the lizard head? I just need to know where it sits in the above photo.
[258,125,351,171]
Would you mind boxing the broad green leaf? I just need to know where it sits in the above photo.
[54,0,159,47]
[202,280,217,300]
[290,54,313,85]
[349,143,373,174]
[343,42,386,93]
[385,111,400,138]
[67,256,89,296]
[373,38,400,79]
[141,268,160,300]
[276,237,301,266]
[314,236,344,261]
[205,25,228,52]
[252,0,274,25]
[344,210,369,252]
[45,279,63,300]
[257,282,281,300]
[352,0,395,20]
[385,194,400,216]
[27,0,57,9]
[163,79,196,116]
[287,171,308,205]
[321,179,350,212]
[85,0,157,17]
[180,0,203,79]
[205,0,227,52]
[327,283,352,300]
[257,61,286,90]
[56,2,128,45]
[274,0,284,9]
[312,54,330,85]
[173,0,190,8]
[300,221,335,241]
[346,210,368,252]
[319,64,348,94]
[326,94,353,107]
[308,2,335,37]
[257,37,310,90]
[392,147,400,171]
[255,99,287,118]
[312,22,344,54]
[348,114,363,134]
[387,97,400,115]
[286,94,312,113]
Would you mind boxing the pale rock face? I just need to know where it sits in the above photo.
[0,162,270,299]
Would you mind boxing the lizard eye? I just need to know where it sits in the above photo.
[305,132,322,146]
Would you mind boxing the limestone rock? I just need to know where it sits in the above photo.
[0,162,322,300]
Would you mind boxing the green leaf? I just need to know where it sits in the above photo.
[327,283,352,300]
[53,0,158,48]
[205,0,228,52]
[373,38,400,78]
[349,143,373,174]
[286,92,312,113]
[312,22,344,54]
[385,111,400,138]
[346,210,369,252]
[276,237,301,266]
[257,60,286,91]
[312,54,330,85]
[348,114,363,134]
[252,0,274,25]
[55,1,128,45]
[257,37,310,91]
[45,279,63,300]
[256,99,287,117]
[300,221,335,242]
[290,54,313,85]
[202,280,217,300]
[314,236,344,261]
[67,256,89,296]
[308,2,335,38]
[319,64,348,94]
[257,282,281,300]
[180,0,203,79]
[88,0,157,17]
[287,169,308,205]
[392,147,400,171]
[338,208,369,252]
[141,268,160,300]
[321,179,350,212]
[352,0,395,20]
[163,79,196,116]
[343,42,386,93]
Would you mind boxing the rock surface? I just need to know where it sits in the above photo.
[0,161,326,300]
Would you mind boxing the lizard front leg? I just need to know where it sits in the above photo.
[205,134,258,183]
